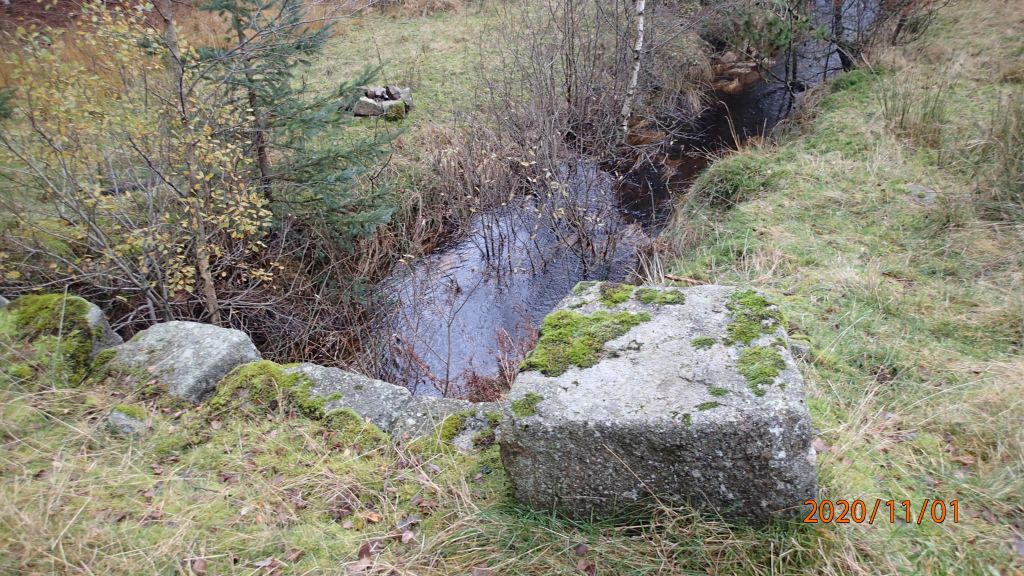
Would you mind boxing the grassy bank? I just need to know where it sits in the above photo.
[1,0,1022,574]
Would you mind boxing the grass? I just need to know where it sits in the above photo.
[659,0,1023,571]
[1,0,1022,574]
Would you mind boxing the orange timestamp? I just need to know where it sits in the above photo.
[803,499,960,524]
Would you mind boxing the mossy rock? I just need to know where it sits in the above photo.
[598,282,634,306]
[113,403,147,421]
[635,287,686,305]
[520,309,651,376]
[738,345,786,396]
[691,336,716,350]
[511,392,543,418]
[8,295,99,382]
[209,360,388,446]
[725,289,783,345]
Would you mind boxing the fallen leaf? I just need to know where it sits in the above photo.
[577,558,596,575]
[811,438,827,453]
[365,511,382,523]
[573,543,589,556]
[342,520,354,529]
[190,557,207,575]
[253,556,283,574]
[401,530,416,544]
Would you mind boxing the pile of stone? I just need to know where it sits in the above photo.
[352,85,413,119]
[6,282,818,525]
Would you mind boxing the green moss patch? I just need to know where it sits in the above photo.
[113,403,146,421]
[520,309,651,376]
[708,386,730,397]
[691,336,716,350]
[511,392,543,417]
[598,282,634,306]
[571,280,598,295]
[696,401,721,411]
[737,346,786,397]
[209,360,386,444]
[635,287,686,305]
[725,289,783,345]
[439,410,471,442]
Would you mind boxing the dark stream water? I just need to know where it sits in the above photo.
[374,0,875,397]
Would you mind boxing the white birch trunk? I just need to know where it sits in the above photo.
[620,0,646,141]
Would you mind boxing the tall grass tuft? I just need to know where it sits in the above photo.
[977,90,1024,219]
[878,77,949,150]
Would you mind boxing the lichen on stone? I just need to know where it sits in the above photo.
[635,287,686,306]
[725,289,783,345]
[520,309,651,376]
[738,345,786,396]
[511,392,543,417]
[598,282,634,306]
[691,336,716,350]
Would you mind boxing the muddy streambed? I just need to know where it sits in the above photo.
[374,0,874,397]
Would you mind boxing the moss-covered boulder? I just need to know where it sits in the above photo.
[7,293,122,381]
[211,361,389,445]
[501,284,816,524]
[107,404,149,435]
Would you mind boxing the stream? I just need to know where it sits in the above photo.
[374,0,875,397]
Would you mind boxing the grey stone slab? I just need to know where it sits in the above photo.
[499,283,817,524]
[284,363,412,431]
[108,321,260,402]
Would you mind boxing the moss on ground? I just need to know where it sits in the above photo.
[725,289,783,345]
[695,401,721,411]
[598,282,634,306]
[635,287,686,305]
[737,346,786,397]
[520,310,650,376]
[691,336,716,349]
[708,386,730,397]
[511,392,543,417]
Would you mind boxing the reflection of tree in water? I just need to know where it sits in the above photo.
[380,162,647,398]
